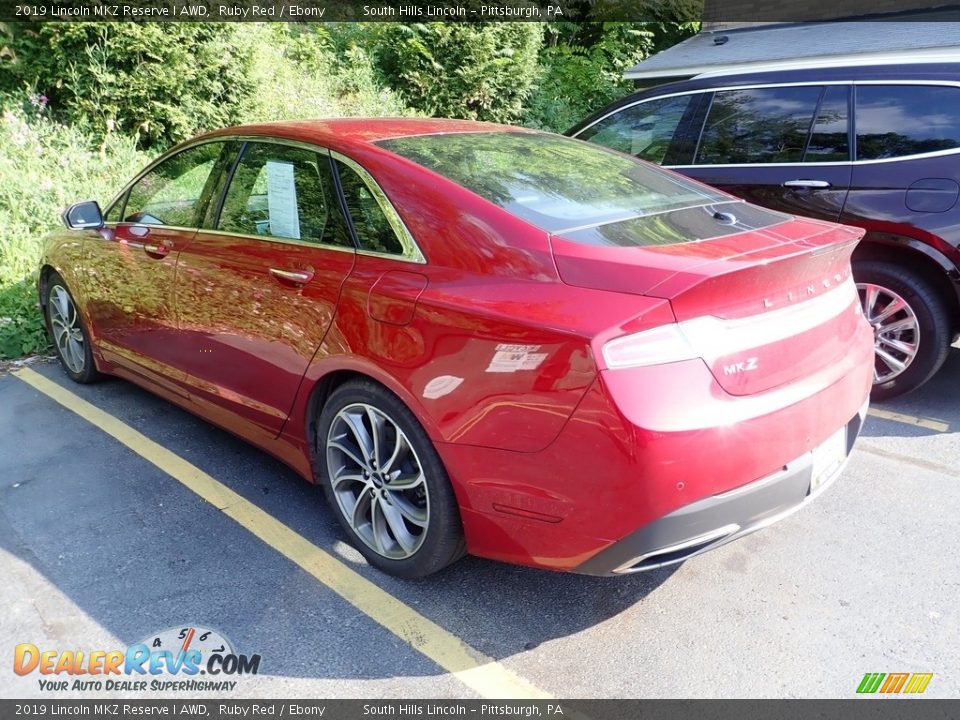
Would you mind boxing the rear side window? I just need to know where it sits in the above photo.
[696,86,823,164]
[577,95,696,164]
[334,159,405,256]
[377,131,728,234]
[856,85,960,160]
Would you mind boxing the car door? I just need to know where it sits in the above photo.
[87,141,231,394]
[174,139,356,442]
[676,85,853,221]
[844,83,960,232]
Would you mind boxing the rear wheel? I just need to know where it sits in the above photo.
[316,379,465,578]
[45,272,103,384]
[855,260,951,400]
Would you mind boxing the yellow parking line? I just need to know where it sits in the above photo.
[867,407,949,433]
[14,368,551,700]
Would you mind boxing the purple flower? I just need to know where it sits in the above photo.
[39,95,48,106]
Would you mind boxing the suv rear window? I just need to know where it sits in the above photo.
[575,95,696,164]
[856,85,960,160]
[377,131,728,233]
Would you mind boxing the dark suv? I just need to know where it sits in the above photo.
[570,63,960,399]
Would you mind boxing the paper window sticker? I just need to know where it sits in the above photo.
[266,160,301,240]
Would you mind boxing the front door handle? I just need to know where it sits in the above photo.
[143,240,172,258]
[782,179,831,188]
[269,268,314,285]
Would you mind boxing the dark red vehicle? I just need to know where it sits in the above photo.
[40,119,873,578]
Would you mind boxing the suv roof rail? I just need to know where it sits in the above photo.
[688,50,960,81]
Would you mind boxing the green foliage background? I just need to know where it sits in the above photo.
[0,20,697,359]
[371,23,543,123]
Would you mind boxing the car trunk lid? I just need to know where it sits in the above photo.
[552,205,865,395]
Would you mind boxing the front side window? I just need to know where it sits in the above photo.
[856,85,960,160]
[104,195,124,224]
[217,143,352,248]
[696,86,823,164]
[576,95,696,164]
[123,143,224,227]
[377,131,728,234]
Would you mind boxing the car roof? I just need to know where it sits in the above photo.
[199,117,532,148]
[569,61,960,135]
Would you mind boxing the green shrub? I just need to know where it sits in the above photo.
[523,22,699,132]
[1,23,256,148]
[237,24,413,123]
[372,23,543,123]
[0,103,147,358]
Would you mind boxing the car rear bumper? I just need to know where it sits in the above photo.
[573,401,867,576]
[438,319,873,573]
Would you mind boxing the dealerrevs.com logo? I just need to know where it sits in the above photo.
[14,625,261,692]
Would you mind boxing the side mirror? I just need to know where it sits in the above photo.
[62,200,104,230]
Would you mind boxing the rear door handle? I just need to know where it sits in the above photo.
[269,268,314,285]
[782,179,831,188]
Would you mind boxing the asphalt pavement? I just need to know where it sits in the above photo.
[1,348,958,699]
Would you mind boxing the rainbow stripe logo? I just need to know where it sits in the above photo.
[857,672,933,694]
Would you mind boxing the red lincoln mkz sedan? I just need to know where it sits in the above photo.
[41,119,873,578]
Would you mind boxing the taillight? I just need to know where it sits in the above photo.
[602,324,697,369]
[602,279,858,370]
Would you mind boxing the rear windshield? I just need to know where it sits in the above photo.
[376,131,731,233]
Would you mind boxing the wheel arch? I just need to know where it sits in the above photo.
[38,263,103,347]
[298,361,444,473]
[303,369,366,456]
[37,264,58,311]
[852,235,960,337]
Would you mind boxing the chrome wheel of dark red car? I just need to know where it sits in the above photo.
[44,273,102,384]
[326,402,430,560]
[49,284,85,374]
[317,380,464,578]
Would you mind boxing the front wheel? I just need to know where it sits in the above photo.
[44,272,104,384]
[855,260,951,400]
[315,379,465,578]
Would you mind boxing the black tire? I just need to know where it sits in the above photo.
[855,260,952,401]
[44,272,104,384]
[315,379,466,578]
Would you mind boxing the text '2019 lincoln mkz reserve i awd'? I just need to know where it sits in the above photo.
[41,119,873,577]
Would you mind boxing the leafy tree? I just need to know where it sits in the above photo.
[1,23,256,148]
[371,23,543,123]
[523,21,699,132]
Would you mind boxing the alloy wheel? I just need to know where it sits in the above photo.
[326,403,429,560]
[49,284,85,374]
[857,282,921,384]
